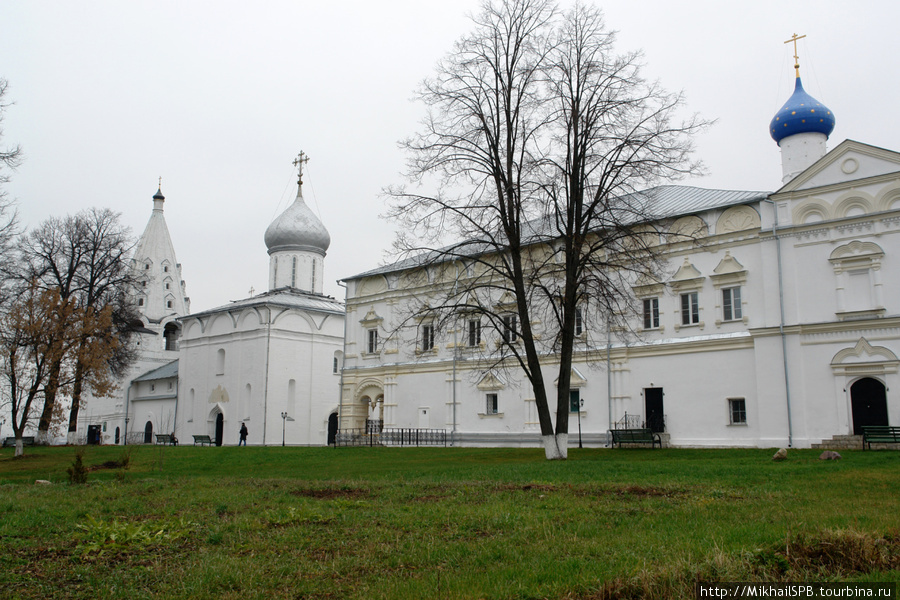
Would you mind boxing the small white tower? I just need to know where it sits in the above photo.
[264,152,331,294]
[769,34,836,184]
[132,183,191,327]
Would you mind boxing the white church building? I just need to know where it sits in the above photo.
[337,64,900,449]
[77,157,344,446]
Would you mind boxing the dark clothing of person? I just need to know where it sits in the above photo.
[239,424,248,446]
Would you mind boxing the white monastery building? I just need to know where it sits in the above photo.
[337,62,900,449]
[78,58,898,449]
[78,156,344,446]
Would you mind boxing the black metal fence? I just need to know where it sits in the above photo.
[335,427,448,447]
[612,412,667,432]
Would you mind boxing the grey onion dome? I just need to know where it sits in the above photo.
[264,189,331,255]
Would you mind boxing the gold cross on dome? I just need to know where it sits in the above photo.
[784,33,806,77]
[293,151,309,185]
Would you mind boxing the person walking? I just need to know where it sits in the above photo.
[239,422,248,446]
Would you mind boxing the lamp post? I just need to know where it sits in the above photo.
[281,412,288,447]
[124,417,130,446]
[577,397,584,449]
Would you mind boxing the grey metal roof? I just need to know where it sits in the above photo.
[181,287,344,319]
[133,359,179,382]
[344,184,771,281]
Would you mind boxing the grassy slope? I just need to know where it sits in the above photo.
[1,445,898,599]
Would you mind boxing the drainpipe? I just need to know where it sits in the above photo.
[124,380,131,445]
[337,280,348,444]
[262,305,272,445]
[606,318,612,447]
[763,197,794,447]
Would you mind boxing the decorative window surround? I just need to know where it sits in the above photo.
[829,241,885,320]
[671,258,704,332]
[711,252,749,326]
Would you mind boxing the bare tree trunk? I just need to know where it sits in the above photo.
[67,358,84,445]
[36,359,61,445]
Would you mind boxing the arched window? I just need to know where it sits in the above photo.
[288,379,296,414]
[164,323,179,351]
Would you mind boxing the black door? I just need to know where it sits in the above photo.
[327,412,338,445]
[851,378,888,435]
[144,421,153,444]
[215,413,224,446]
[645,388,665,433]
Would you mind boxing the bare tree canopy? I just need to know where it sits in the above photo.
[387,0,708,459]
[0,79,22,311]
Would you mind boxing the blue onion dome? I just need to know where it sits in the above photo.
[264,190,331,255]
[770,77,835,144]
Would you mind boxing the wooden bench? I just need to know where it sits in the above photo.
[3,436,35,448]
[193,434,213,446]
[155,434,177,446]
[610,428,661,449]
[861,425,900,450]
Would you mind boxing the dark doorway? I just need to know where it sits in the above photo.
[144,421,153,444]
[215,413,224,446]
[87,424,102,445]
[115,427,120,445]
[327,412,338,445]
[645,388,665,433]
[851,378,889,435]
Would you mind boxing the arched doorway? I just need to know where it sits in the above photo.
[115,427,120,445]
[851,377,889,435]
[215,413,224,446]
[327,412,338,445]
[144,421,153,444]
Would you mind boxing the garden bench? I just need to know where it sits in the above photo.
[193,434,213,446]
[610,428,661,449]
[3,436,35,448]
[155,434,177,446]
[861,425,900,450]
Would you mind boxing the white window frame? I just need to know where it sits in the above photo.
[643,297,660,329]
[467,319,481,347]
[502,314,518,343]
[722,286,742,321]
[366,329,379,354]
[680,292,699,326]
[728,397,747,425]
[574,306,583,336]
[486,393,499,415]
[420,323,435,352]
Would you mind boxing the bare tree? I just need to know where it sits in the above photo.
[387,0,706,459]
[0,78,22,311]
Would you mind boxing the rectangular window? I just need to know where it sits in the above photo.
[723,287,742,321]
[643,297,659,329]
[574,307,583,336]
[502,314,518,343]
[681,292,699,325]
[729,398,747,424]
[367,329,378,354]
[421,323,435,351]
[467,319,481,347]
[486,393,498,415]
[569,389,581,413]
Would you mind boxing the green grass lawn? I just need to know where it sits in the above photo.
[1,445,898,599]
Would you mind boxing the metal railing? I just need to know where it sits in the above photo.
[335,427,448,447]
[613,412,667,433]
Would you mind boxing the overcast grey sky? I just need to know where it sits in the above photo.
[2,1,899,311]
